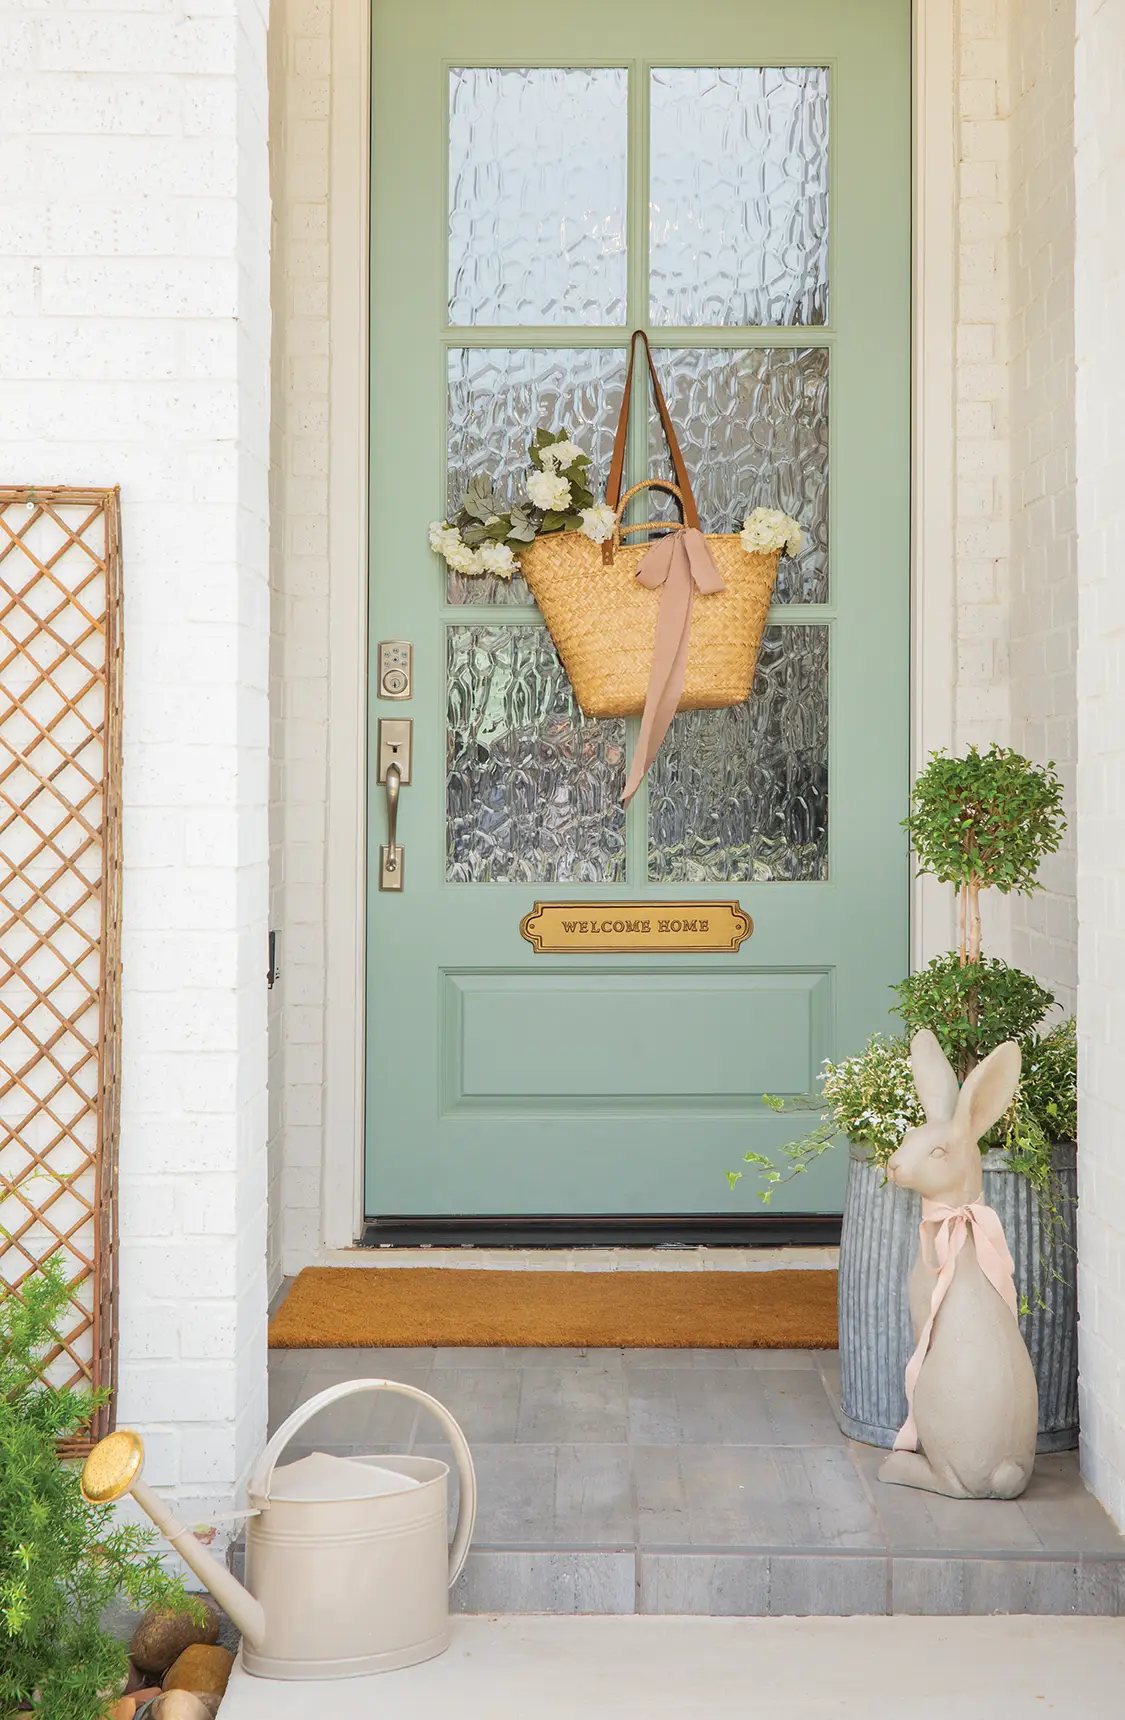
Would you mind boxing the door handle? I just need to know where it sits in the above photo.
[380,762,404,891]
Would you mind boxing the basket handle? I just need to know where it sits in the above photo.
[614,479,686,544]
[606,332,701,532]
[248,1378,477,1587]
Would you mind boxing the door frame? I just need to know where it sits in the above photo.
[318,0,957,1252]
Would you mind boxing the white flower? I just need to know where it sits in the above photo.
[740,507,803,557]
[579,503,617,545]
[526,469,572,512]
[540,439,583,473]
[444,536,485,576]
[429,521,463,559]
[478,540,519,579]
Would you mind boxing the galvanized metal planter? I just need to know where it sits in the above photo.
[837,1139,1079,1452]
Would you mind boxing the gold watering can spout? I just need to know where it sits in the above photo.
[81,1431,267,1647]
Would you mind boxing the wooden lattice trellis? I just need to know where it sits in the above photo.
[0,486,122,1450]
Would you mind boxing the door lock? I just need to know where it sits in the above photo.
[377,719,412,891]
[378,640,413,700]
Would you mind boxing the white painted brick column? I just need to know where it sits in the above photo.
[1074,0,1125,1531]
[1008,0,1078,1015]
[266,0,331,1282]
[954,0,1012,759]
[0,0,271,1520]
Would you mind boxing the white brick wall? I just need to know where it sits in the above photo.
[1074,0,1125,1533]
[266,0,331,1282]
[1008,0,1078,1014]
[950,0,1016,964]
[0,0,271,1517]
[954,0,1012,757]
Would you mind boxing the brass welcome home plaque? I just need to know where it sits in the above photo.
[519,901,753,954]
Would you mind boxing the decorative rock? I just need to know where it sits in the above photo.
[144,1694,214,1720]
[161,1645,234,1700]
[105,1699,135,1720]
[130,1602,220,1677]
[130,1691,163,1713]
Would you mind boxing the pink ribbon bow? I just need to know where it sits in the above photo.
[622,527,726,805]
[893,1197,1019,1453]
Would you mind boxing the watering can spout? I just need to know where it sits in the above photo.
[81,1431,267,1647]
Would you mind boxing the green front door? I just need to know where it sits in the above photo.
[366,0,910,1220]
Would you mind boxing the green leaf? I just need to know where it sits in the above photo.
[461,474,498,522]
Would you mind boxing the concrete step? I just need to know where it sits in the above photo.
[453,1543,1125,1616]
[264,1345,1125,1618]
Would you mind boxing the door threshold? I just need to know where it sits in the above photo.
[359,1215,842,1249]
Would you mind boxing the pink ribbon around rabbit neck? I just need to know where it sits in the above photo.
[621,527,725,805]
[893,1197,1020,1454]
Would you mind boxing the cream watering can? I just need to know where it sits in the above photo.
[81,1379,477,1680]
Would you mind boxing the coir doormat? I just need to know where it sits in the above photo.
[268,1267,838,1350]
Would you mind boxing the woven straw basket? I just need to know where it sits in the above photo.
[519,481,781,720]
[518,331,782,722]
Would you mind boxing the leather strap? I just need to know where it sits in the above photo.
[606,331,701,532]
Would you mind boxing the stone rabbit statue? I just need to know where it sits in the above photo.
[878,1029,1038,1500]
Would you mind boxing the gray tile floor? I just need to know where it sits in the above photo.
[267,1345,1125,1616]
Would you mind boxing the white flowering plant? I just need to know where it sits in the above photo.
[429,427,602,581]
[728,1016,1076,1206]
[430,427,803,579]
[726,1036,924,1205]
[740,507,803,558]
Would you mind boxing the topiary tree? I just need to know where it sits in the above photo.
[905,745,1065,967]
[0,1259,200,1720]
[892,953,1056,1082]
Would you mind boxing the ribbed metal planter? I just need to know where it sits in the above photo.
[837,1139,1078,1453]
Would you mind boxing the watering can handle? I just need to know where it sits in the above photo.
[248,1379,477,1588]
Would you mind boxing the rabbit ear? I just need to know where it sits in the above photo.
[955,1040,1022,1143]
[910,1030,960,1122]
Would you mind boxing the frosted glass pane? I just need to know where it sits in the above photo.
[449,67,628,326]
[648,626,828,882]
[446,347,626,606]
[447,625,626,883]
[645,348,828,603]
[650,67,829,328]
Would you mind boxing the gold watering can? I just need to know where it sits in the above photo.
[82,1379,477,1680]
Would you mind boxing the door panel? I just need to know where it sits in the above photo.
[366,0,910,1219]
[444,971,832,1106]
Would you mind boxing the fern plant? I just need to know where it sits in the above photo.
[0,1259,197,1720]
